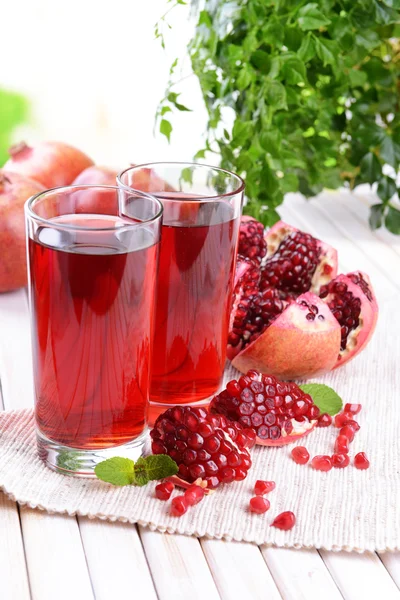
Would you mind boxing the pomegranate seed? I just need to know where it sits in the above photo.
[354,452,370,470]
[311,455,332,471]
[334,435,349,454]
[340,425,355,442]
[317,413,332,427]
[334,411,354,428]
[250,496,270,514]
[291,446,310,465]
[344,403,362,414]
[254,480,276,495]
[184,485,205,506]
[343,419,360,432]
[271,511,296,530]
[155,481,175,501]
[171,496,188,517]
[332,453,350,468]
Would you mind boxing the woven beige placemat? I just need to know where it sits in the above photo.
[0,299,398,552]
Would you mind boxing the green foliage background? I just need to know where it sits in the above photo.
[158,0,400,234]
[0,89,29,167]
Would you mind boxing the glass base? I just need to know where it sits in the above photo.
[149,397,211,425]
[37,429,148,477]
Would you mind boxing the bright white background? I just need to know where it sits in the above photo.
[0,0,207,168]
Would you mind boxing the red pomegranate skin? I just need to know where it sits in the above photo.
[5,141,94,188]
[72,165,118,186]
[0,171,45,293]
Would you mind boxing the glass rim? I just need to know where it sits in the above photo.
[25,184,164,232]
[117,161,245,200]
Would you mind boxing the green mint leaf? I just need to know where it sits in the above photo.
[298,4,331,31]
[94,457,135,486]
[133,455,178,487]
[299,384,343,416]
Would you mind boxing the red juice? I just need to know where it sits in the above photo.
[150,199,239,408]
[29,214,158,449]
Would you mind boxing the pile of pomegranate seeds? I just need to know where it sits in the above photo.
[261,231,321,296]
[151,406,255,490]
[210,371,320,446]
[238,218,267,263]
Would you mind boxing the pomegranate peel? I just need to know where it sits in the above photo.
[319,271,378,369]
[0,171,45,292]
[231,292,341,379]
[5,141,94,188]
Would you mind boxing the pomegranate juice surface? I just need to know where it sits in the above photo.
[29,214,158,449]
[150,199,239,408]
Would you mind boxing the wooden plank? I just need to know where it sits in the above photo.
[279,195,398,303]
[20,508,94,600]
[79,518,157,600]
[0,290,94,600]
[320,550,400,599]
[0,338,31,600]
[0,494,31,600]
[335,190,400,258]
[260,547,343,600]
[379,553,400,590]
[139,527,220,600]
[309,192,400,288]
[201,538,282,600]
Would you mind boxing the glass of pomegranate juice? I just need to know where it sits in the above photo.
[118,163,244,422]
[25,185,163,475]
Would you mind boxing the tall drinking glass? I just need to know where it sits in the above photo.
[25,185,163,475]
[118,163,244,422]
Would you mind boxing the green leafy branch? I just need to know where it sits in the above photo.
[156,0,400,234]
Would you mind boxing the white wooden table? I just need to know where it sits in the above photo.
[1,191,400,600]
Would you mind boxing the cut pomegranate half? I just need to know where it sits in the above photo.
[231,291,341,379]
[151,406,255,490]
[319,271,378,368]
[210,371,319,447]
[262,221,338,298]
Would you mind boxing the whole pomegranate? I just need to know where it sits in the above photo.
[228,218,378,378]
[4,141,94,188]
[0,171,45,292]
[72,165,118,186]
[72,166,120,215]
